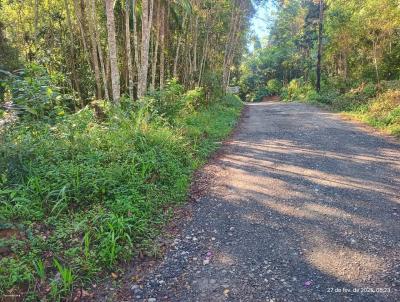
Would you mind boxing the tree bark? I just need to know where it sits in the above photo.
[223,4,240,90]
[105,0,120,103]
[151,0,160,91]
[132,0,140,74]
[73,0,91,66]
[159,3,165,88]
[316,0,324,92]
[125,0,134,99]
[87,0,102,98]
[198,28,209,87]
[173,13,187,79]
[90,0,109,100]
[138,0,154,98]
[63,0,82,102]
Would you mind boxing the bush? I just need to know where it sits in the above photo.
[266,79,282,95]
[3,64,77,121]
[280,79,316,102]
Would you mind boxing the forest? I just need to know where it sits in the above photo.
[0,0,399,300]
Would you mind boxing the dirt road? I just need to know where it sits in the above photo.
[132,101,400,301]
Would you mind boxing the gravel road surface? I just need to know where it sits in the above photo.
[131,101,400,302]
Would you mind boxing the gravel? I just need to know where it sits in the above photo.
[131,101,400,301]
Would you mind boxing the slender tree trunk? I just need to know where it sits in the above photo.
[97,38,109,100]
[125,0,134,99]
[90,0,109,100]
[132,0,140,73]
[173,13,187,79]
[373,39,380,83]
[198,28,209,87]
[105,0,120,103]
[73,0,91,66]
[316,0,324,92]
[159,3,165,88]
[138,0,154,98]
[192,16,199,73]
[63,0,82,102]
[151,0,160,91]
[87,0,102,98]
[223,5,239,90]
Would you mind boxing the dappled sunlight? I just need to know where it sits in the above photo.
[219,141,400,199]
[302,203,379,227]
[305,237,388,286]
[241,212,282,229]
[214,252,237,267]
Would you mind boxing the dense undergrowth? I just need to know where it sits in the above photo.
[0,69,243,300]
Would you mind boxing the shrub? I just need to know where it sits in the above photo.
[266,79,282,95]
[254,87,269,102]
[2,64,78,122]
[181,87,205,113]
[362,82,377,98]
[146,78,185,122]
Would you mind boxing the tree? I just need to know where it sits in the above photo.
[316,0,324,92]
[125,0,134,99]
[105,0,120,103]
[137,0,154,98]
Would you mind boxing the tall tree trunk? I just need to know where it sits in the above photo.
[105,0,120,103]
[138,0,154,98]
[316,0,324,92]
[97,38,109,100]
[90,0,109,100]
[223,5,240,90]
[173,13,187,79]
[125,0,134,99]
[73,0,91,66]
[151,0,160,91]
[159,3,165,88]
[87,0,102,98]
[192,15,199,73]
[63,0,82,102]
[373,39,380,83]
[198,28,209,87]
[132,0,140,74]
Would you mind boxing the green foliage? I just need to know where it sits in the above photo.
[0,85,243,299]
[280,79,316,102]
[3,64,77,121]
[266,79,282,95]
[201,71,224,102]
[53,259,74,294]
[146,80,207,122]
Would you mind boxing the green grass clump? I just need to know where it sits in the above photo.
[0,93,243,300]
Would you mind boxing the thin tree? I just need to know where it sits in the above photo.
[87,0,102,98]
[105,0,120,103]
[316,0,324,92]
[159,3,165,88]
[137,0,154,98]
[125,0,134,99]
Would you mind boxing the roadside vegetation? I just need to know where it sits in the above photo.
[240,0,400,137]
[0,64,242,300]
